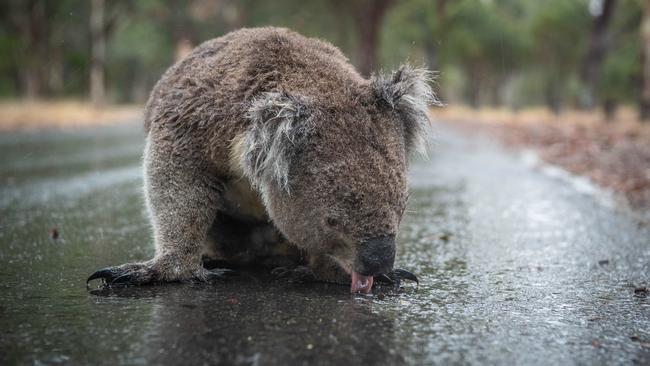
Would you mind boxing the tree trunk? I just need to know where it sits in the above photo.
[22,0,49,99]
[49,46,64,95]
[170,0,196,62]
[423,39,437,71]
[90,0,106,108]
[546,79,563,115]
[489,76,506,107]
[603,98,618,121]
[423,0,447,70]
[466,66,482,109]
[350,0,394,77]
[581,0,617,109]
[641,0,650,121]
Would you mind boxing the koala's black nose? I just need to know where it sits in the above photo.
[355,235,396,276]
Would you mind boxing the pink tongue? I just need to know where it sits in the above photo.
[350,271,374,294]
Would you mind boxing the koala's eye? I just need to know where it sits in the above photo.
[326,217,339,227]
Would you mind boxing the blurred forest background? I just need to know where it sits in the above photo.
[1,0,649,120]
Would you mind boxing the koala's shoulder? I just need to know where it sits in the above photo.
[144,27,358,134]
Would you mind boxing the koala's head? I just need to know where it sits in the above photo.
[235,65,440,291]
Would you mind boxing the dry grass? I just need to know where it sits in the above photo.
[0,100,142,132]
[431,105,650,135]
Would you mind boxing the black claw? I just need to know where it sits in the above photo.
[393,269,419,284]
[271,266,292,278]
[111,272,136,285]
[374,273,397,285]
[86,267,117,285]
[271,266,315,283]
[189,268,237,284]
[87,266,146,288]
[203,268,236,282]
[374,269,419,287]
[219,268,236,275]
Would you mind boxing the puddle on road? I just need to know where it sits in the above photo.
[1,124,649,365]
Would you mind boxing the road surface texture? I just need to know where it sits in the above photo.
[1,121,648,365]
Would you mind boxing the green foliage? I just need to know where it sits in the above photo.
[526,0,590,109]
[0,32,20,96]
[600,0,643,103]
[530,0,590,75]
[0,0,645,110]
[446,1,528,66]
[600,40,640,102]
[107,8,174,102]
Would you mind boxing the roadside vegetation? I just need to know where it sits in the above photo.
[0,101,140,131]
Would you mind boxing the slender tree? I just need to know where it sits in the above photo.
[581,0,617,109]
[3,0,52,99]
[343,0,395,77]
[423,0,448,71]
[90,0,105,107]
[641,0,650,121]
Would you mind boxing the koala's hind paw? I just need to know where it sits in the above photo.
[87,262,159,288]
[374,268,419,286]
[271,265,317,283]
[191,268,236,283]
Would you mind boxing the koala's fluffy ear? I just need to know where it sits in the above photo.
[239,92,311,192]
[371,65,442,155]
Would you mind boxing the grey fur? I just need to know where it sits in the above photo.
[371,65,442,155]
[243,92,311,192]
[88,27,440,287]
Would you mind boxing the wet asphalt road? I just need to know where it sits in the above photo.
[0,121,648,365]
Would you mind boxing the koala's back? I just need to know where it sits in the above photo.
[143,27,364,173]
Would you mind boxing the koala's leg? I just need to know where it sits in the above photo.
[87,136,231,286]
[203,213,305,270]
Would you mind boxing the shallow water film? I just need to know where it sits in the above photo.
[1,122,649,365]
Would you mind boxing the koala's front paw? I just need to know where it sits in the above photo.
[374,268,419,286]
[271,265,317,283]
[191,267,236,283]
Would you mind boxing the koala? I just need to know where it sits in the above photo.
[87,27,440,293]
